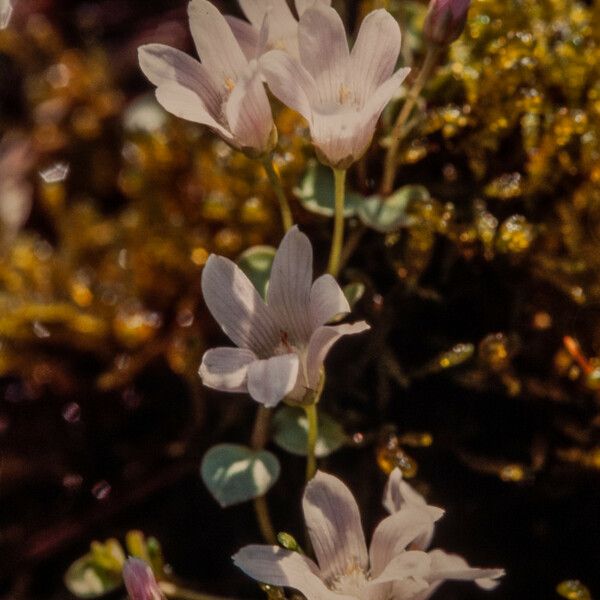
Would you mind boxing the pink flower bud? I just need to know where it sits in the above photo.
[123,558,165,600]
[424,0,471,46]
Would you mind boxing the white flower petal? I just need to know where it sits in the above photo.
[225,15,261,60]
[427,549,505,589]
[154,84,233,140]
[362,66,411,125]
[369,506,444,577]
[309,274,350,329]
[382,469,439,550]
[302,471,369,581]
[267,226,314,343]
[199,347,257,392]
[225,60,274,152]
[123,558,165,600]
[233,545,346,600]
[260,50,316,121]
[247,354,299,407]
[188,0,247,83]
[295,0,331,17]
[349,9,402,106]
[138,44,223,117]
[369,550,431,586]
[297,4,350,105]
[201,254,279,355]
[305,322,370,389]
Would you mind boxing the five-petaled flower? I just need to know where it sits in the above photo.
[199,226,370,407]
[234,470,504,600]
[260,4,410,169]
[123,558,165,600]
[138,0,275,156]
[225,0,331,60]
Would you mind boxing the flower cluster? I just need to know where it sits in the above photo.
[138,0,409,166]
[235,470,504,600]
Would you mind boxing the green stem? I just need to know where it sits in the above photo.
[250,405,277,544]
[304,403,319,482]
[262,156,293,232]
[327,168,347,277]
[381,47,440,196]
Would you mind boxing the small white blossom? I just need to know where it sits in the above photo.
[123,558,165,600]
[260,4,410,168]
[199,226,370,407]
[138,0,275,155]
[235,470,504,600]
[225,0,331,60]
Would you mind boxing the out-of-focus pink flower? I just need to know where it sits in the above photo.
[260,4,410,169]
[423,0,470,47]
[226,0,331,60]
[138,0,275,156]
[123,558,165,600]
[199,226,369,407]
[0,0,12,28]
[0,134,33,241]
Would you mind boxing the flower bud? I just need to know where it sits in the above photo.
[123,558,165,600]
[424,0,471,47]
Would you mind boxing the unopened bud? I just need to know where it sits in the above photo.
[424,0,471,47]
[123,558,165,600]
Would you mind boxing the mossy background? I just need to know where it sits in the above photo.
[1,0,599,598]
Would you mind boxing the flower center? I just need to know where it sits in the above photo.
[329,564,369,595]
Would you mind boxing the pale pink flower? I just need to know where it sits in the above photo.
[383,469,505,599]
[0,0,12,28]
[199,226,369,407]
[423,0,471,47]
[235,470,504,600]
[0,134,33,240]
[123,558,165,600]
[138,0,275,155]
[225,0,331,60]
[260,4,410,169]
[233,470,442,600]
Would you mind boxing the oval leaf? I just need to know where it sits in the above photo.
[237,245,276,300]
[64,555,122,599]
[294,160,363,217]
[272,406,347,458]
[359,185,429,232]
[201,444,280,508]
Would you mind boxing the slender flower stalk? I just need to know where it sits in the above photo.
[261,156,293,232]
[251,405,278,545]
[327,168,347,277]
[304,403,319,481]
[381,47,440,196]
[199,227,370,408]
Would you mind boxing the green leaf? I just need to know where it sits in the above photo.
[358,185,429,232]
[272,406,347,458]
[295,160,363,217]
[236,245,276,300]
[64,555,122,599]
[201,444,280,508]
[343,282,365,309]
